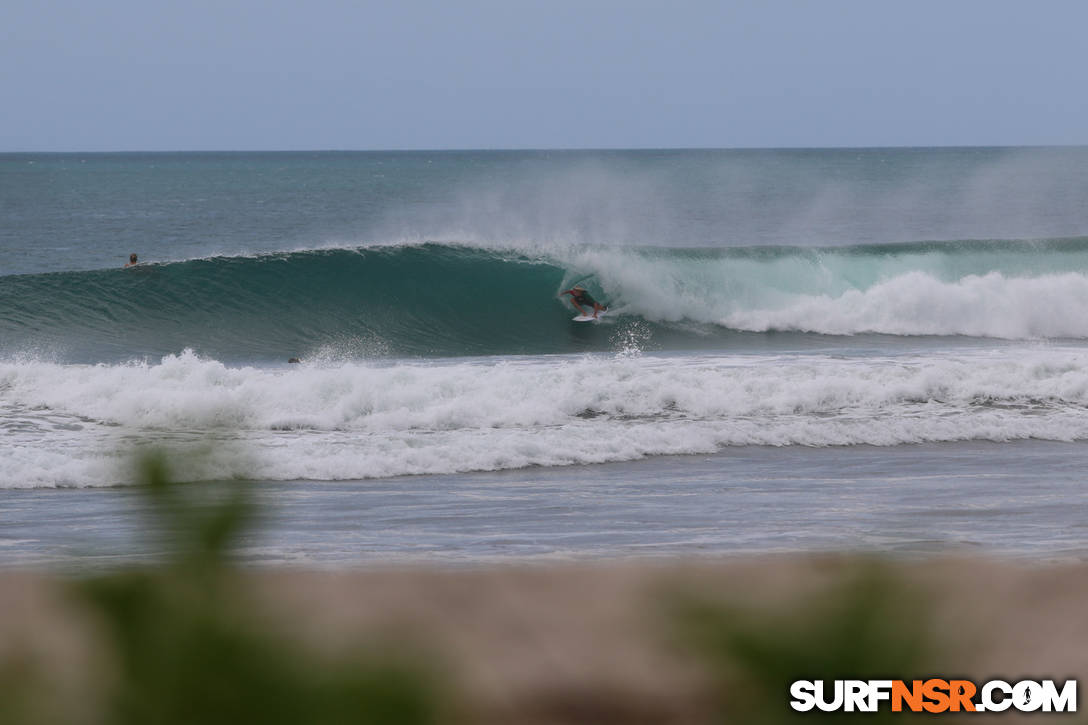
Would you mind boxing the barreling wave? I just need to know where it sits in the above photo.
[5,238,1088,362]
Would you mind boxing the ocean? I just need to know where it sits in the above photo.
[3,147,1088,566]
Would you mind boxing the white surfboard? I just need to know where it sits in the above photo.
[572,309,608,322]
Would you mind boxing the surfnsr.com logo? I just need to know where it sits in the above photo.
[790,679,1077,713]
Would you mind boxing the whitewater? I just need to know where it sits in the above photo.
[5,347,1088,489]
[4,148,1088,563]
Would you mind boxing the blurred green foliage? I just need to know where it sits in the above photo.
[673,560,937,724]
[1,450,441,725]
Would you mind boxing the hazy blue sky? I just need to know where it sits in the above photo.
[3,0,1086,151]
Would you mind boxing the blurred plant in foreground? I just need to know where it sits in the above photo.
[672,559,939,724]
[0,450,441,725]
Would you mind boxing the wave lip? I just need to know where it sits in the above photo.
[5,348,1088,488]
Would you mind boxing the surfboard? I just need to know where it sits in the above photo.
[573,310,608,322]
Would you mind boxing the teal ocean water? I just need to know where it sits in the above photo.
[12,239,1088,361]
[3,148,1088,563]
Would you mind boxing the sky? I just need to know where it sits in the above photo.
[3,0,1087,151]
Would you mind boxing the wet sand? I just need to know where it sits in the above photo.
[4,440,1088,569]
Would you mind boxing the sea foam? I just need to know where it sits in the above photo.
[4,348,1088,487]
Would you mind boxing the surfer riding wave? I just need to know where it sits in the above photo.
[562,286,607,319]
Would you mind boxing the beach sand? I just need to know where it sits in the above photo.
[2,556,1085,723]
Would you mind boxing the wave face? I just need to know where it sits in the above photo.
[6,347,1088,487]
[5,239,1088,362]
[2,244,576,361]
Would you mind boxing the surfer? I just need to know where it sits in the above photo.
[561,286,607,319]
[124,253,139,268]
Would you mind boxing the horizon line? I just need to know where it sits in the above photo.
[4,143,1088,155]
